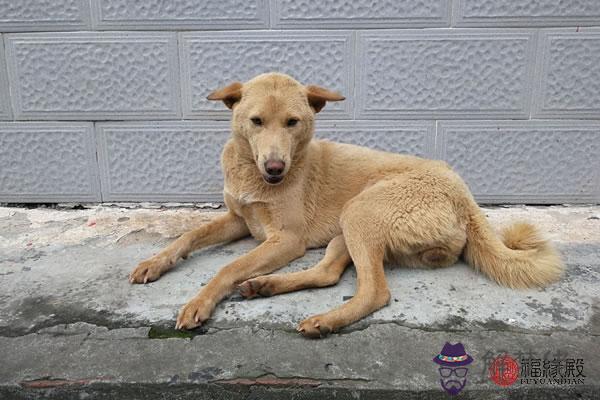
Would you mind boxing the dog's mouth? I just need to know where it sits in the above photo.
[263,174,284,185]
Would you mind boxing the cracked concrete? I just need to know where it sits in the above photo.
[0,204,598,399]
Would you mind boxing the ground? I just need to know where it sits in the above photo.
[0,203,598,399]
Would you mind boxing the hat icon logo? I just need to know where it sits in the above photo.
[433,342,474,396]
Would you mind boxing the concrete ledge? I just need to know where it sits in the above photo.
[0,204,598,398]
[1,325,597,399]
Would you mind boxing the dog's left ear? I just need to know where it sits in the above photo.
[305,85,345,113]
[207,82,243,109]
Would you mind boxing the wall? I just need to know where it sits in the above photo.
[0,0,599,204]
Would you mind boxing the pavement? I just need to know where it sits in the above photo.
[0,203,598,399]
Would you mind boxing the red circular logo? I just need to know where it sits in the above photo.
[489,354,519,387]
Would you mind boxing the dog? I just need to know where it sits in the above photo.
[129,72,563,338]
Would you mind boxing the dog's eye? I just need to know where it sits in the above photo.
[286,118,298,127]
[251,117,262,126]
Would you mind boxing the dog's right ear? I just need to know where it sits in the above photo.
[206,82,243,110]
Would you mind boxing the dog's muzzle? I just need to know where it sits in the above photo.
[263,159,285,185]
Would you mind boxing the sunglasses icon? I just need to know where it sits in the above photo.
[439,367,468,378]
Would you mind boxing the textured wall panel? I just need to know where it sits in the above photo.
[533,30,600,119]
[0,35,11,120]
[91,0,268,30]
[315,121,435,158]
[5,32,180,120]
[357,30,535,119]
[438,121,600,203]
[0,122,100,202]
[180,31,354,120]
[454,0,600,27]
[272,0,449,29]
[96,122,231,201]
[0,0,91,32]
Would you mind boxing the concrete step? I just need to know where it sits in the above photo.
[0,205,598,399]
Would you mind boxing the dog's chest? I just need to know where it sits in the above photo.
[242,212,268,241]
[224,187,268,241]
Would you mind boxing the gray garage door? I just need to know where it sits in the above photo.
[0,1,599,204]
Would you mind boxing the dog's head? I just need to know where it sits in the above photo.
[207,73,344,185]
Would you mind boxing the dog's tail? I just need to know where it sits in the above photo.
[462,203,563,288]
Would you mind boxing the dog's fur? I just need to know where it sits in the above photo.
[129,73,563,338]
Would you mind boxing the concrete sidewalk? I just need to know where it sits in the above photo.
[0,204,598,399]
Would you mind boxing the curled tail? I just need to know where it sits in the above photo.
[463,206,563,288]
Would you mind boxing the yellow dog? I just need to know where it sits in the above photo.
[130,73,563,338]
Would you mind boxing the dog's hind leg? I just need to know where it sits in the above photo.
[298,192,391,338]
[296,172,471,338]
[237,235,351,298]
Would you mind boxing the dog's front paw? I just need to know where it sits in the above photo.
[129,258,165,284]
[237,277,273,299]
[176,298,212,330]
[297,315,334,339]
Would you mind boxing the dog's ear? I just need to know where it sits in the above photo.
[305,85,345,113]
[206,82,243,109]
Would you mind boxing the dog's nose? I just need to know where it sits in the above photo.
[264,159,285,176]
